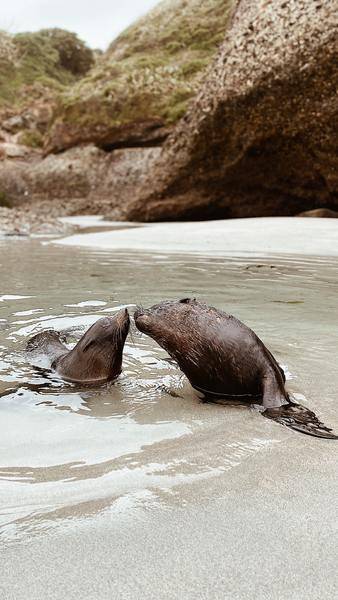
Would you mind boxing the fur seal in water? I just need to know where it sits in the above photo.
[26,309,130,385]
[134,299,337,439]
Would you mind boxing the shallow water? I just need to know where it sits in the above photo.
[0,236,338,544]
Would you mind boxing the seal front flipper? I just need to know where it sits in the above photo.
[263,402,338,439]
[261,372,289,410]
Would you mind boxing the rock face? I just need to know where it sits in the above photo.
[0,144,162,234]
[0,145,160,209]
[46,0,233,153]
[126,0,338,221]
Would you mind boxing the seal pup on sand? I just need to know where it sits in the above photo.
[26,309,130,385]
[134,299,337,438]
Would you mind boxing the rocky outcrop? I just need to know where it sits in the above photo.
[45,0,234,153]
[0,143,162,234]
[0,204,75,235]
[47,117,171,155]
[0,145,160,209]
[126,0,338,221]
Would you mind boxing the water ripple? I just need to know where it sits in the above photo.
[0,240,338,541]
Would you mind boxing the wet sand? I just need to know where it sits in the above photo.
[2,434,338,600]
[1,218,338,599]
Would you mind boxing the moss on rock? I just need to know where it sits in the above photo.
[0,191,10,207]
[46,0,233,152]
[0,29,94,107]
[18,129,44,148]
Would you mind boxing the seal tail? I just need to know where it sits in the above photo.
[263,401,338,439]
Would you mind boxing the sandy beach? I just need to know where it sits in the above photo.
[56,216,338,257]
[1,217,338,600]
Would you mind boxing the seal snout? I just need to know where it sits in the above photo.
[116,307,129,321]
[134,306,151,333]
[116,307,130,333]
[133,306,144,320]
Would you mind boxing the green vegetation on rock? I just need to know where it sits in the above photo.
[18,129,44,148]
[0,29,94,107]
[48,0,233,151]
[0,191,10,207]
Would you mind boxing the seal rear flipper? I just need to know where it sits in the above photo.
[263,402,338,439]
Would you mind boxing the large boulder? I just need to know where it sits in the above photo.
[126,0,338,221]
[45,0,234,153]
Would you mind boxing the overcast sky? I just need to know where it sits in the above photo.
[0,0,160,49]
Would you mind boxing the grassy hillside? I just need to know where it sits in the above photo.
[47,0,234,152]
[0,29,94,108]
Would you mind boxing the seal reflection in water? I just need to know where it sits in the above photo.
[26,309,130,385]
[134,299,337,439]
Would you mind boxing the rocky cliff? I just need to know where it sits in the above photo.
[126,0,338,221]
[1,0,337,227]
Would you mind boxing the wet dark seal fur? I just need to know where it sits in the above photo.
[26,309,130,385]
[134,299,337,439]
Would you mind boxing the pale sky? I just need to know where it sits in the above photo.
[0,0,160,49]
